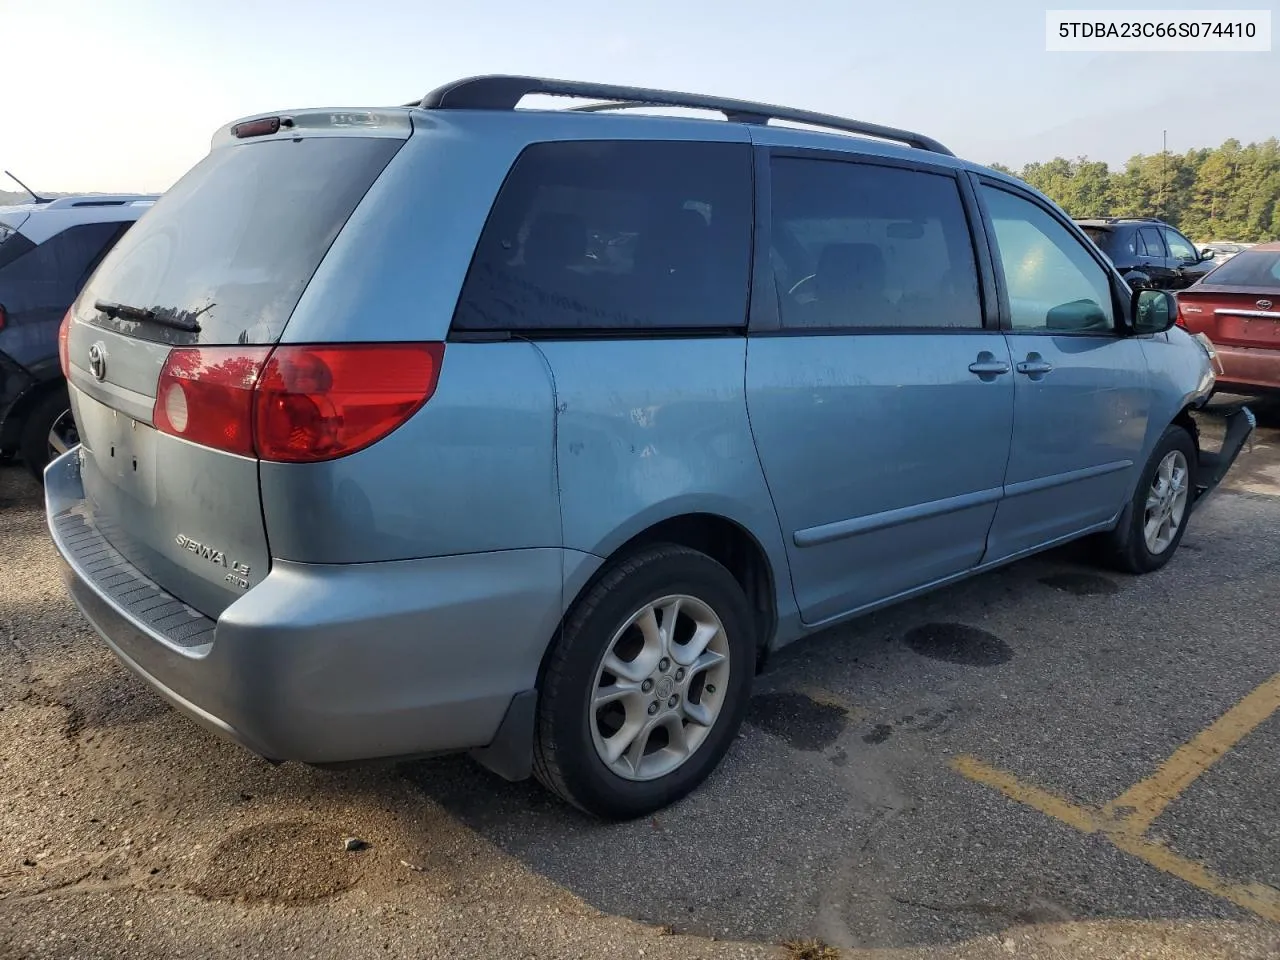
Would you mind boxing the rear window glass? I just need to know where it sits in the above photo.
[1081,226,1128,257]
[1202,249,1280,287]
[452,140,753,332]
[80,136,402,345]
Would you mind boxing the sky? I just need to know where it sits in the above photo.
[2,0,1277,193]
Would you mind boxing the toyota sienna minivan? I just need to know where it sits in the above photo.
[46,76,1253,819]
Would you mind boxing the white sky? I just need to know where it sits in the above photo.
[2,0,1277,192]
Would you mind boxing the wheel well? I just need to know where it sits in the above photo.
[588,514,778,666]
[0,377,67,450]
[1173,406,1201,457]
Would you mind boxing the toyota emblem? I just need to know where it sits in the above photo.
[1258,299,1274,311]
[88,342,107,382]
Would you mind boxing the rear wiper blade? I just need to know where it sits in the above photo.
[94,299,202,333]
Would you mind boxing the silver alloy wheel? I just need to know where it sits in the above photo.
[1144,450,1189,555]
[47,409,79,459]
[590,594,731,782]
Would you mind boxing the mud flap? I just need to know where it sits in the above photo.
[1193,404,1256,509]
[470,690,536,782]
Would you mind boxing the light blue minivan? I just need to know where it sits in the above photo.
[46,77,1253,818]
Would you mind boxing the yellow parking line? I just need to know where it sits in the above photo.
[953,755,1280,922]
[1100,672,1280,835]
[951,755,1099,835]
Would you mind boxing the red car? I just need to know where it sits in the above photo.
[1177,241,1280,394]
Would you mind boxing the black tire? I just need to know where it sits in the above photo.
[532,543,755,820]
[1098,424,1197,574]
[19,386,75,484]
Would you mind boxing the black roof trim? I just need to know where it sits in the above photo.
[416,75,954,156]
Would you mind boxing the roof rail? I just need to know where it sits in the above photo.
[40,194,161,210]
[416,75,955,157]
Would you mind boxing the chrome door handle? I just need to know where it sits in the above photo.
[968,351,1010,380]
[1015,354,1054,379]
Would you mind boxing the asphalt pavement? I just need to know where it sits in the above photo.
[1,399,1278,960]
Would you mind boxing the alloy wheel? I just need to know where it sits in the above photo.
[589,594,731,782]
[1144,450,1189,555]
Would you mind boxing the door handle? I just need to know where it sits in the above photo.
[968,351,1010,380]
[1015,353,1054,379]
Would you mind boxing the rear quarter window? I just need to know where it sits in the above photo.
[0,222,127,311]
[452,140,753,333]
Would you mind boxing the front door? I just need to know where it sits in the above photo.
[746,152,1013,626]
[976,182,1151,562]
[1161,225,1215,288]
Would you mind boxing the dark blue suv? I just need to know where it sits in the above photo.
[0,191,156,479]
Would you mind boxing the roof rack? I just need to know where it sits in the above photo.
[1081,216,1165,224]
[40,194,161,210]
[415,75,954,157]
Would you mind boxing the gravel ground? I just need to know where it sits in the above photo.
[1,399,1278,960]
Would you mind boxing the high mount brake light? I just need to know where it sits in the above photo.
[152,343,444,462]
[232,117,284,139]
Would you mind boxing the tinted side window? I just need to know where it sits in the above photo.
[1138,227,1166,258]
[1162,227,1196,261]
[769,158,980,330]
[981,187,1115,333]
[0,222,126,311]
[453,141,752,332]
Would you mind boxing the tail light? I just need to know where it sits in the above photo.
[152,343,444,462]
[1174,300,1187,328]
[0,303,7,332]
[58,308,72,377]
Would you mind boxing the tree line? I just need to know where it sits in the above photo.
[989,138,1280,243]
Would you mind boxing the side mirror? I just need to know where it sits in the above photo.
[1131,288,1177,334]
[1199,248,1216,260]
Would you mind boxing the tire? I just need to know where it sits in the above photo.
[1098,424,1197,574]
[532,543,756,820]
[19,386,77,484]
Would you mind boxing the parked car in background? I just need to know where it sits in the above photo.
[1075,217,1218,291]
[46,76,1251,820]
[1177,242,1280,394]
[0,192,157,479]
[1197,241,1253,263]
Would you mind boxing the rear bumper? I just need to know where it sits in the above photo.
[1213,344,1280,394]
[46,448,593,767]
[1193,403,1255,507]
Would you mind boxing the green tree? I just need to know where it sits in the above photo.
[994,137,1279,243]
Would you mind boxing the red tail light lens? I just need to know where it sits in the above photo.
[58,308,72,377]
[153,347,272,457]
[151,343,444,462]
[254,344,444,462]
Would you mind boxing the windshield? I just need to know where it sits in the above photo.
[1203,249,1280,287]
[78,135,402,346]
